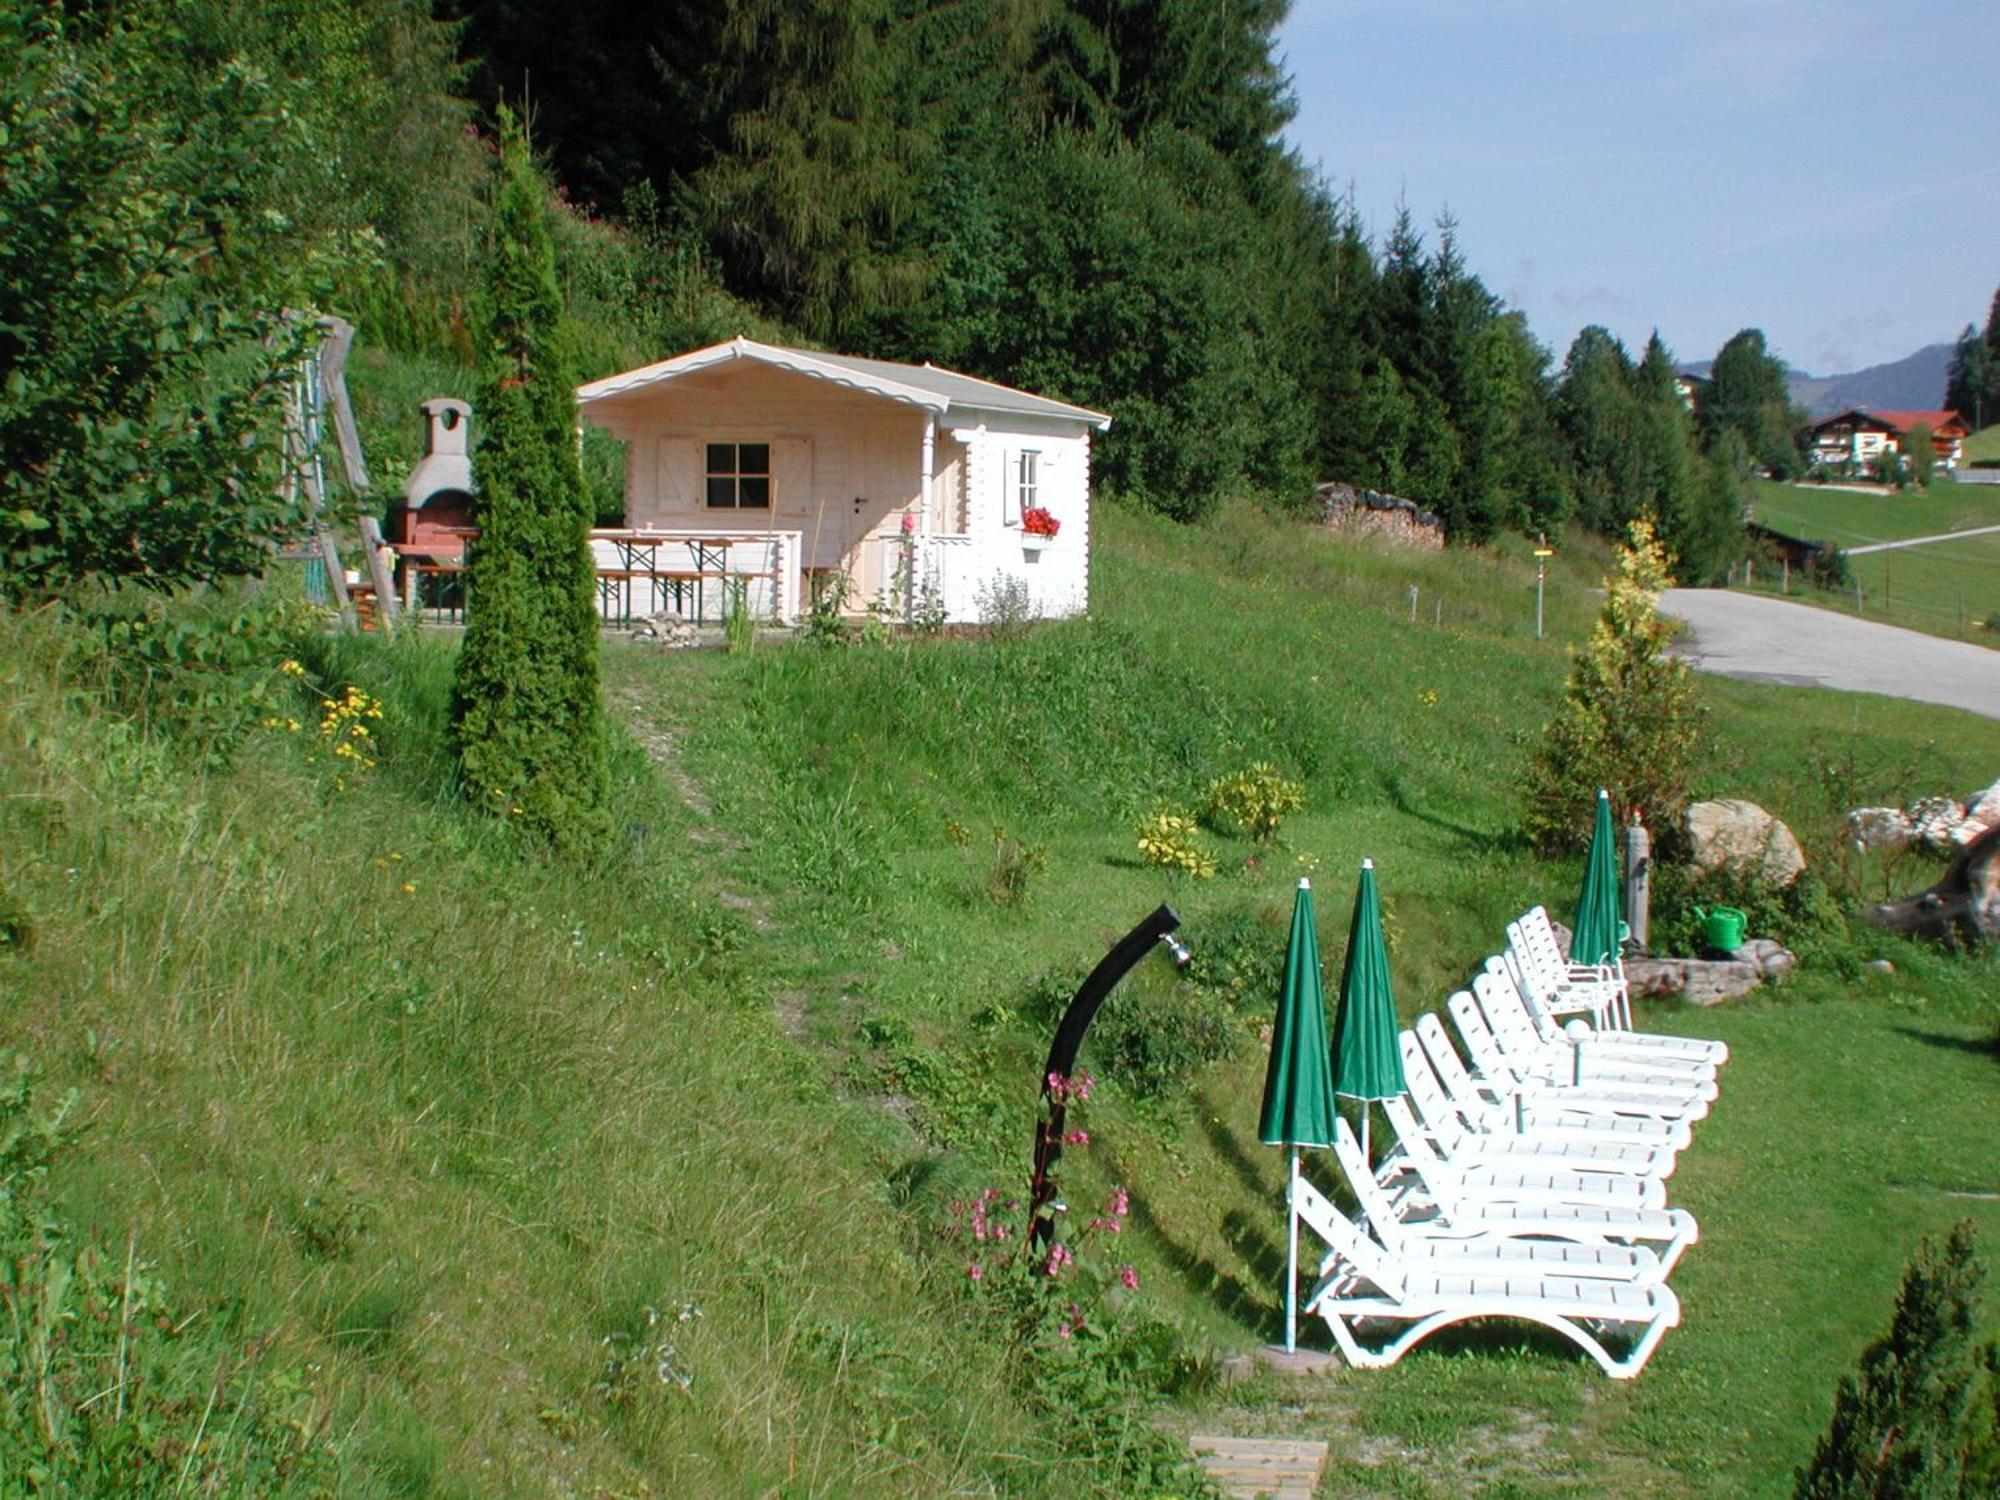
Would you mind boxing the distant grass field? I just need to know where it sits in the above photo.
[1741,478,2000,640]
[3,503,1995,1495]
[1963,422,2000,464]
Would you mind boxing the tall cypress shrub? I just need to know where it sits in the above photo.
[450,110,608,847]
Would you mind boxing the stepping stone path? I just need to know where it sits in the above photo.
[1189,1435,1329,1498]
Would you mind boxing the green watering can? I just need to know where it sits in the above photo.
[1694,905,1747,953]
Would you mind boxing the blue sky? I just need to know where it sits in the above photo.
[1276,1,2000,377]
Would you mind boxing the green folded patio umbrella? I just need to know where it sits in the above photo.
[1572,789,1624,970]
[1571,789,1628,1026]
[1331,859,1405,1169]
[1259,877,1338,1354]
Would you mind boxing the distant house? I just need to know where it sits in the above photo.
[575,338,1110,624]
[1672,372,1708,412]
[1806,408,1969,472]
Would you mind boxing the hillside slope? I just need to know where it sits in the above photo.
[2,508,1995,1496]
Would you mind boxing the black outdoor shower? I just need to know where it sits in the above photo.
[1027,903,1190,1254]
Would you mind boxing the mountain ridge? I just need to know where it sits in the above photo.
[1679,343,1954,419]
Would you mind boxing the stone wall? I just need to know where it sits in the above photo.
[1313,481,1445,550]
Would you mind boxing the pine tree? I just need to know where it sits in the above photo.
[1703,327,1804,478]
[1795,1221,1989,1500]
[1521,518,1706,854]
[1943,291,2000,432]
[450,110,609,848]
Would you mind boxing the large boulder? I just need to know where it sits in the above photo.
[1846,777,1999,853]
[1685,799,1806,887]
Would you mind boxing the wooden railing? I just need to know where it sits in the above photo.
[392,527,804,625]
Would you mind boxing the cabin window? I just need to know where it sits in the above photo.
[706,442,770,509]
[1015,449,1040,520]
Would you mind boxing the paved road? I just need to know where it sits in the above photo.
[1659,589,2000,721]
[1846,522,2000,555]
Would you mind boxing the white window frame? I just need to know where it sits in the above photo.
[1015,449,1040,524]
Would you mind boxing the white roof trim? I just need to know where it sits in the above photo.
[575,336,1111,430]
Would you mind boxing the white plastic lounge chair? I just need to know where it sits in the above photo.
[1413,1012,1693,1151]
[1395,1031,1681,1181]
[1482,961,1723,1081]
[1377,1096,1671,1211]
[1506,909,1729,1067]
[1290,1173,1681,1379]
[1506,905,1629,1028]
[1471,970,1719,1101]
[1330,1118,1695,1279]
[1446,991,1710,1125]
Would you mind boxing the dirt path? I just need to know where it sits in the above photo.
[1660,589,2000,722]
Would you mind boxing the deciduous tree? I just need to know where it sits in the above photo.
[0,3,322,598]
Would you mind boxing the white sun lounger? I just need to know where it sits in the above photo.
[1376,1096,1672,1216]
[1377,1096,1671,1211]
[1395,1030,1681,1182]
[1505,905,1630,1027]
[1413,1012,1693,1151]
[1506,908,1728,1067]
[1472,970,1719,1100]
[1447,991,1711,1124]
[1291,1173,1681,1378]
[1330,1118,1696,1279]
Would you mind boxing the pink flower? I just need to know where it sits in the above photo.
[901,512,917,534]
[1044,1243,1074,1276]
[1106,1187,1130,1218]
[1118,1265,1140,1291]
[967,1262,983,1281]
[1063,1129,1090,1146]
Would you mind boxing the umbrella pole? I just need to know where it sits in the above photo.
[1285,1149,1301,1354]
[1360,1108,1371,1171]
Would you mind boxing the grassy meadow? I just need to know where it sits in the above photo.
[1742,477,2000,640]
[2,503,1997,1495]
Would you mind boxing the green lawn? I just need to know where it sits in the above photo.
[1964,422,2000,464]
[1741,478,2000,640]
[3,503,1996,1496]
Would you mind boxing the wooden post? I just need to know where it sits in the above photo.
[1407,584,1418,623]
[358,515,398,624]
[1782,558,1789,594]
[1625,813,1650,952]
[316,316,371,494]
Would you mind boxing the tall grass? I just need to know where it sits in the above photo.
[0,610,1130,1496]
[3,498,1996,1495]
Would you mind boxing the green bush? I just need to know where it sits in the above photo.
[1523,518,1708,854]
[1089,983,1239,1101]
[77,589,309,767]
[1650,860,1851,969]
[0,3,330,598]
[1201,762,1305,843]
